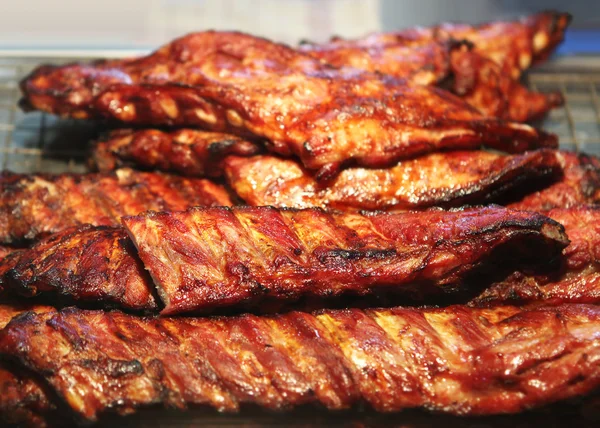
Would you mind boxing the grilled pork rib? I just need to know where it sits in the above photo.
[473,206,600,306]
[0,206,566,314]
[224,149,561,210]
[122,206,567,314]
[0,168,231,245]
[302,11,569,121]
[91,129,262,177]
[1,303,599,423]
[509,151,600,211]
[1,226,157,311]
[19,31,556,179]
[0,303,55,427]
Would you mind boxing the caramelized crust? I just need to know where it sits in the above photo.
[448,46,563,121]
[1,304,599,422]
[437,10,571,80]
[91,128,262,177]
[302,11,569,122]
[0,168,231,244]
[301,29,453,86]
[473,206,600,306]
[1,226,156,311]
[0,303,55,427]
[224,150,561,210]
[509,151,600,211]
[19,31,556,178]
[122,206,567,314]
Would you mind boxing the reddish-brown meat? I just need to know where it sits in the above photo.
[473,206,600,306]
[435,11,570,120]
[301,12,569,121]
[91,128,262,177]
[509,151,600,211]
[300,28,454,86]
[1,225,157,311]
[122,205,567,314]
[448,45,563,121]
[0,245,17,261]
[0,168,232,245]
[19,31,556,179]
[1,303,599,422]
[224,149,561,210]
[437,11,571,80]
[0,302,55,427]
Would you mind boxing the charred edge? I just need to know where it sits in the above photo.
[318,248,397,264]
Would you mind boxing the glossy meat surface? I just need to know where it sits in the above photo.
[509,151,600,211]
[301,29,453,86]
[302,12,568,122]
[1,303,599,422]
[0,303,55,427]
[1,225,156,311]
[92,128,262,177]
[224,150,561,210]
[448,45,563,121]
[122,206,567,314]
[473,207,600,306]
[0,168,231,244]
[437,10,571,80]
[19,31,556,178]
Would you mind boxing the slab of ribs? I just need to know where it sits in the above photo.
[3,9,600,426]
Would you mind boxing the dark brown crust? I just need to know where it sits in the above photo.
[223,149,561,210]
[1,225,157,311]
[19,31,556,178]
[1,303,599,422]
[91,128,262,177]
[509,151,600,211]
[122,205,567,315]
[472,206,600,306]
[0,303,55,427]
[0,168,232,245]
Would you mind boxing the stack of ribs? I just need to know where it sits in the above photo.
[2,10,600,426]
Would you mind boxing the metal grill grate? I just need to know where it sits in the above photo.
[1,57,600,174]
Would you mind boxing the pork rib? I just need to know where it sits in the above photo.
[122,206,567,314]
[472,206,600,306]
[509,151,600,211]
[91,129,262,177]
[19,31,555,178]
[302,11,569,121]
[1,303,599,422]
[0,302,55,427]
[224,149,561,210]
[0,168,231,245]
[1,225,156,311]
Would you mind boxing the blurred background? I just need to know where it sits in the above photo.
[0,0,598,55]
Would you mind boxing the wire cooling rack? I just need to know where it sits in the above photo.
[1,56,600,174]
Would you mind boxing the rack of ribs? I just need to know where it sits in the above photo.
[301,11,570,121]
[223,149,562,210]
[91,129,262,177]
[0,302,56,427]
[0,206,567,314]
[472,206,600,306]
[19,31,556,179]
[0,226,157,311]
[0,168,231,245]
[0,302,599,424]
[508,152,600,211]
